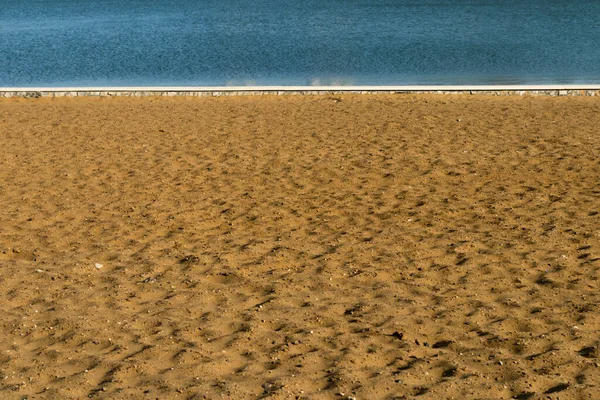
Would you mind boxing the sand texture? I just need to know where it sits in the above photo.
[1,95,599,399]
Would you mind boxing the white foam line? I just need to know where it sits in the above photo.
[1,84,600,92]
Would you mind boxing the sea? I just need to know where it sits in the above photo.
[2,0,600,87]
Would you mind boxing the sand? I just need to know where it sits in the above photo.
[0,94,599,399]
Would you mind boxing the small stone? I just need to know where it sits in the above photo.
[95,263,104,269]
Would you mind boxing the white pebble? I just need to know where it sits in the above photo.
[95,263,104,269]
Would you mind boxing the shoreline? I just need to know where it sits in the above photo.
[2,84,600,98]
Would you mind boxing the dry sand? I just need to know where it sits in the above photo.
[0,94,599,399]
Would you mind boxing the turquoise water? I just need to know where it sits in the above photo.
[2,0,600,87]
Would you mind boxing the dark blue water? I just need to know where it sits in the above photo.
[2,0,600,87]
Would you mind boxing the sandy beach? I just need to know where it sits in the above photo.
[0,94,599,399]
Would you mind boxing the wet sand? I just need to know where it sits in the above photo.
[0,94,599,399]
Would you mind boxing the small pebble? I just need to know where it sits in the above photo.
[95,263,103,269]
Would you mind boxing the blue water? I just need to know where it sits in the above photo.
[2,0,600,87]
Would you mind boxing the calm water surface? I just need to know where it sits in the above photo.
[2,0,600,87]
